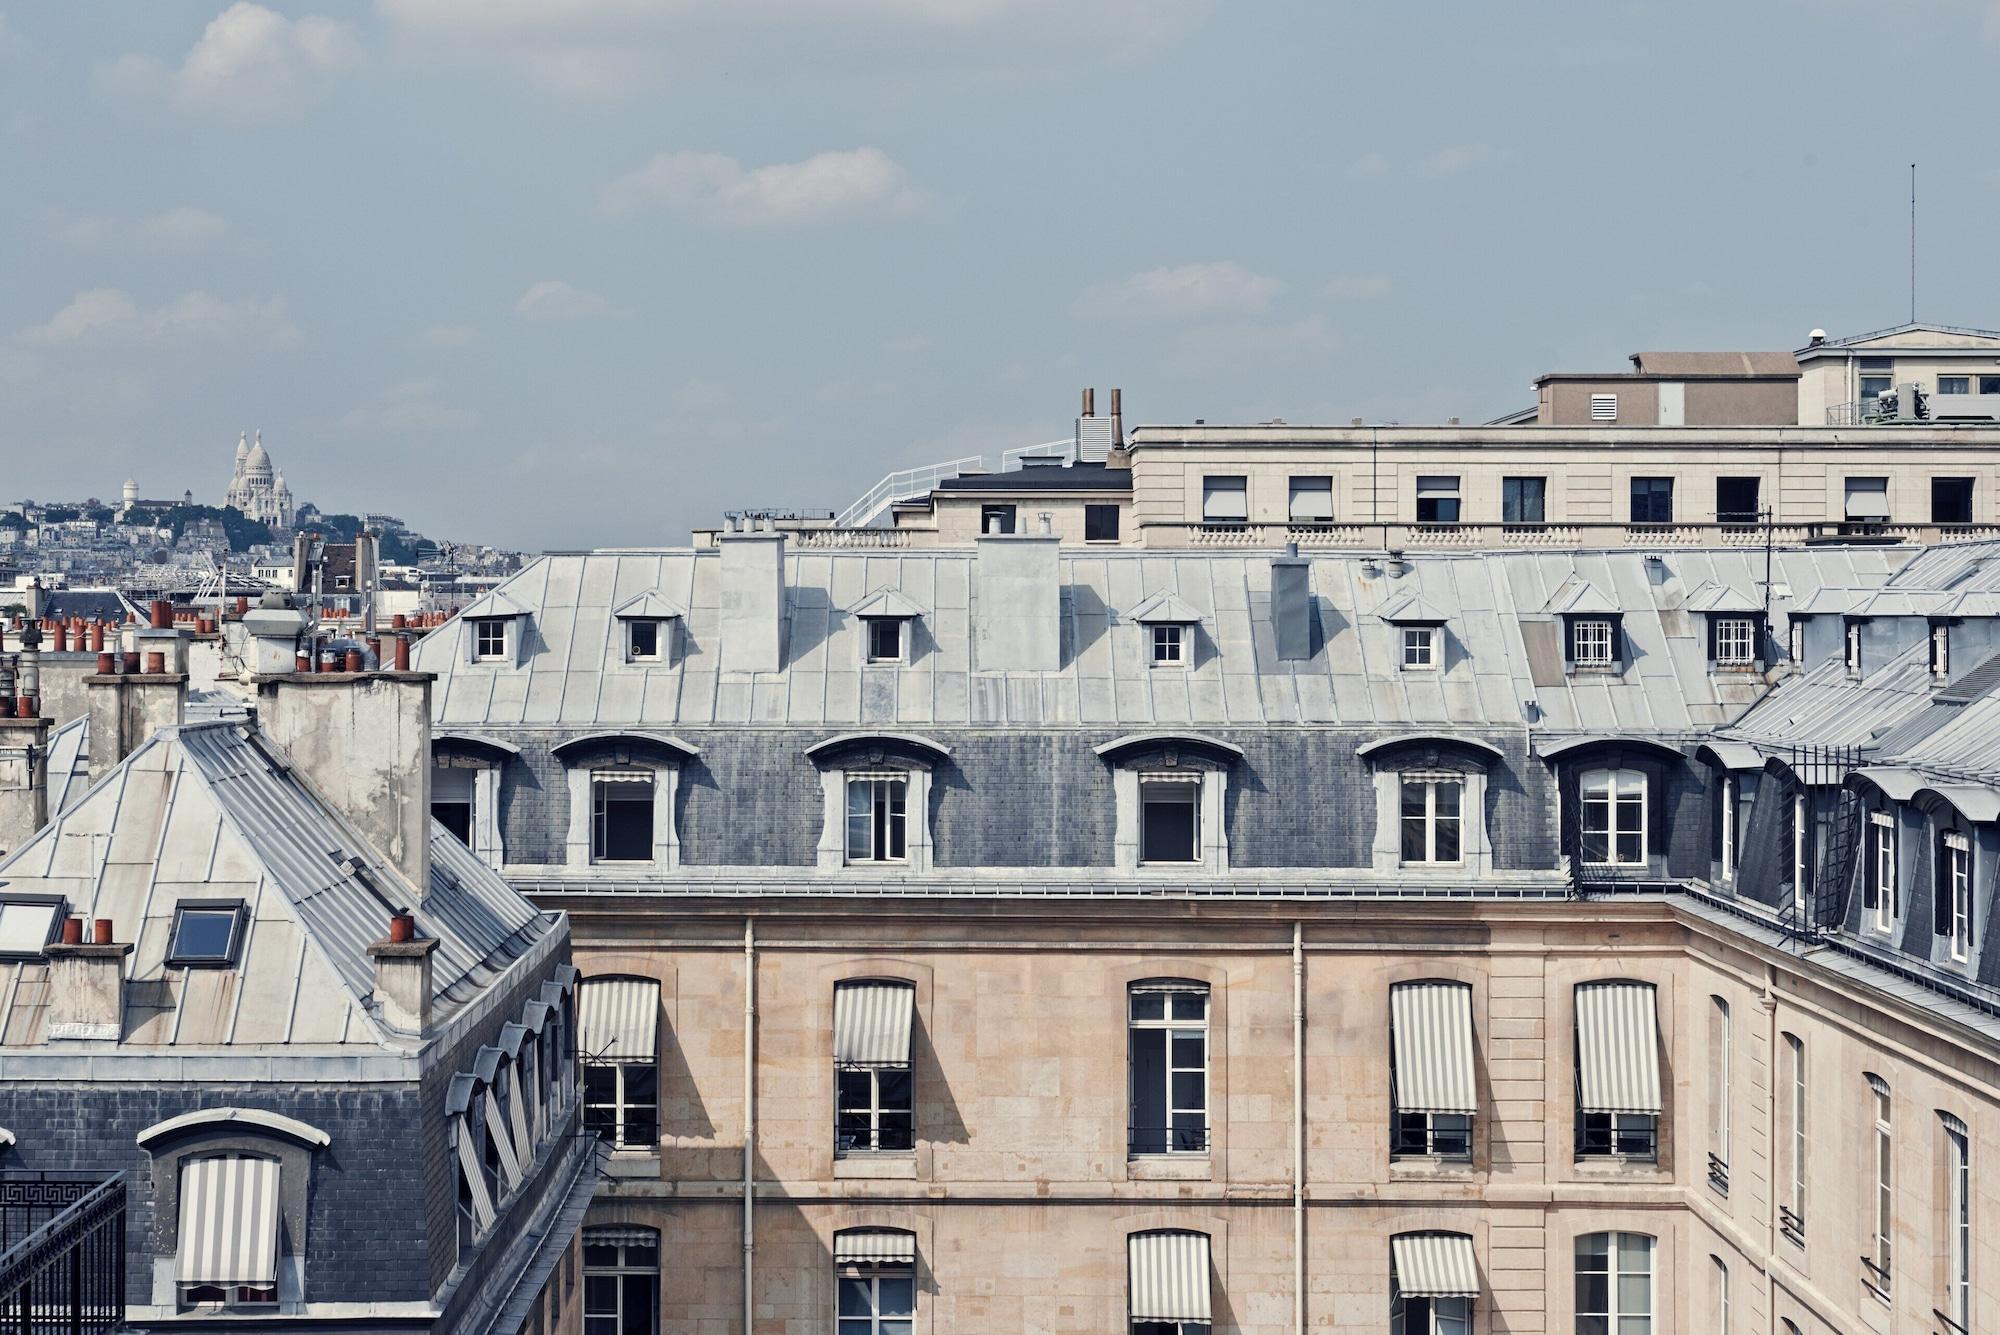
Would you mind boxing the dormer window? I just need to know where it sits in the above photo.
[851,589,924,668]
[1402,626,1436,670]
[1544,575,1622,674]
[613,590,687,667]
[472,620,507,661]
[1686,580,1766,672]
[1130,591,1202,671]
[1377,590,1450,672]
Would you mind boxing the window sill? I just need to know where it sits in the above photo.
[1128,1155,1212,1181]
[603,1151,661,1180]
[1389,1155,1475,1178]
[1571,1154,1666,1179]
[833,1153,917,1179]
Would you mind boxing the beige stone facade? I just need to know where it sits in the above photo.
[564,894,2000,1334]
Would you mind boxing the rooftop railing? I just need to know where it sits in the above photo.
[1147,519,2000,551]
[0,1173,127,1335]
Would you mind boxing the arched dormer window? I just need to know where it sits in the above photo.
[552,733,699,870]
[1540,736,1687,878]
[1095,734,1241,874]
[806,734,951,873]
[1356,735,1501,875]
[431,733,519,868]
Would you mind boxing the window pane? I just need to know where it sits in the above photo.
[838,1279,873,1316]
[837,1069,872,1106]
[622,1065,659,1102]
[173,909,237,959]
[876,1068,912,1109]
[1170,992,1207,1021]
[1172,1071,1205,1111]
[1434,814,1460,862]
[878,1278,915,1314]
[1129,991,1165,1022]
[1140,786,1198,863]
[1171,1032,1205,1067]
[1131,1029,1167,1131]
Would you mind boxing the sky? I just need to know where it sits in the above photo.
[3,1,2000,551]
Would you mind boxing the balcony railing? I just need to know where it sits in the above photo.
[1128,1126,1210,1156]
[1151,520,2000,550]
[1706,1152,1729,1195]
[1779,1204,1805,1246]
[0,1173,127,1335]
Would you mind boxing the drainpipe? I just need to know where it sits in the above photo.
[1291,920,1305,1335]
[743,919,757,1335]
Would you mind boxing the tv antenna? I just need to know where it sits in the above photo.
[1909,162,1917,324]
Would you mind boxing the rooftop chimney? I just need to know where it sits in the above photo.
[975,526,1061,671]
[1082,387,1095,417]
[240,593,308,677]
[718,529,786,673]
[0,710,50,858]
[255,671,434,896]
[45,919,130,1040]
[1109,388,1123,447]
[1271,543,1316,661]
[368,914,438,1034]
[87,622,189,781]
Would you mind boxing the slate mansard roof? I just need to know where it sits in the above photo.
[0,718,553,1052]
[415,545,1900,738]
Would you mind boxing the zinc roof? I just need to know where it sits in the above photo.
[0,719,550,1051]
[415,545,1898,738]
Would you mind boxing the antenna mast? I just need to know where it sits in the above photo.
[1909,162,1917,324]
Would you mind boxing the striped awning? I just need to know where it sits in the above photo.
[833,981,915,1068]
[177,1157,281,1285]
[455,1117,495,1231]
[484,1092,523,1190]
[1575,982,1661,1115]
[1129,1231,1211,1323]
[1390,981,1476,1116]
[580,978,660,1063]
[834,1229,917,1264]
[1391,1232,1479,1298]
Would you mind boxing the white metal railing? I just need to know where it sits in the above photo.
[834,438,1076,529]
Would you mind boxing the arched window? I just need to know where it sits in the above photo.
[807,734,950,873]
[1127,1230,1211,1334]
[553,734,697,870]
[1578,768,1646,866]
[834,1228,916,1335]
[1780,1033,1805,1245]
[1129,980,1209,1156]
[583,1226,659,1335]
[1944,1111,1971,1330]
[1710,1255,1728,1332]
[1707,996,1730,1192]
[1865,1074,1892,1293]
[1574,1232,1652,1331]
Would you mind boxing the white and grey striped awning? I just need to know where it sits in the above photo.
[580,978,660,1063]
[1390,981,1476,1116]
[455,1117,495,1230]
[1943,1111,1969,1137]
[834,1229,917,1264]
[1575,981,1661,1115]
[585,1227,659,1248]
[1128,1231,1211,1323]
[1391,1231,1479,1298]
[484,1093,523,1190]
[177,1157,281,1286]
[833,981,915,1068]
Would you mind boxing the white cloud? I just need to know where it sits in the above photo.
[1347,151,1389,179]
[142,206,228,242]
[600,148,919,226]
[422,322,480,348]
[1081,261,1281,319]
[105,4,361,115]
[514,280,611,322]
[1415,142,1500,177]
[339,377,476,434]
[20,288,299,346]
[1323,274,1393,301]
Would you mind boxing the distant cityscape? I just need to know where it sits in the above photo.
[0,429,526,616]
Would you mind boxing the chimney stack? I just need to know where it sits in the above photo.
[256,671,434,897]
[87,619,188,781]
[1271,543,1316,661]
[1109,388,1123,447]
[0,707,50,857]
[368,914,438,1034]
[45,918,130,1040]
[1082,387,1095,417]
[718,528,786,673]
[975,526,1061,671]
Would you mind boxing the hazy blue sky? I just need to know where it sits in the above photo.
[4,1,1999,549]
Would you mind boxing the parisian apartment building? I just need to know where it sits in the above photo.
[9,322,2000,1334]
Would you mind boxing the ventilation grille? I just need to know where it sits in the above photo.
[1589,394,1618,422]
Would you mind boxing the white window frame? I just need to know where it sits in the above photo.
[1399,775,1464,866]
[1846,619,1864,675]
[1572,618,1614,667]
[864,618,904,666]
[1868,811,1896,932]
[1715,616,1756,666]
[564,762,681,870]
[1947,1119,1971,1330]
[1391,1292,1469,1335]
[1869,1077,1893,1292]
[1791,792,1809,916]
[817,764,933,873]
[1138,774,1202,866]
[472,618,509,662]
[1401,626,1436,670]
[835,1064,913,1155]
[1931,621,1950,679]
[1574,1231,1652,1330]
[845,773,908,865]
[1113,764,1228,875]
[837,1265,915,1335]
[625,618,665,663]
[1788,617,1805,663]
[1945,831,1972,963]
[1709,996,1730,1184]
[1151,623,1187,667]
[591,771,656,864]
[1784,1032,1807,1244]
[1128,982,1209,1157]
[1711,1256,1729,1335]
[1579,768,1646,867]
[583,1062,658,1152]
[1720,774,1737,880]
[1371,766,1490,875]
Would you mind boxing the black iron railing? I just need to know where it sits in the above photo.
[0,1173,127,1335]
[835,1125,915,1154]
[1779,1204,1805,1246]
[1128,1126,1210,1155]
[1706,1152,1729,1195]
